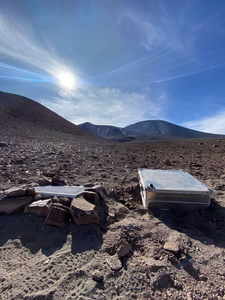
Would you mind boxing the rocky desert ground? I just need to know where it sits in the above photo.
[0,133,225,300]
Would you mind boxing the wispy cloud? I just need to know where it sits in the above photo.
[183,110,225,134]
[0,12,74,78]
[40,87,166,127]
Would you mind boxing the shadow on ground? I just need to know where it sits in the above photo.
[149,198,225,249]
[0,202,108,256]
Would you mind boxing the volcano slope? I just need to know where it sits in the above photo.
[0,96,225,300]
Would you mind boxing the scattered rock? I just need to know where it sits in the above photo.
[51,175,67,186]
[130,177,139,183]
[37,177,51,186]
[116,241,132,257]
[0,196,33,214]
[213,144,219,148]
[168,254,178,263]
[83,183,94,187]
[70,197,100,226]
[92,270,104,282]
[24,199,51,216]
[108,189,119,200]
[83,191,100,205]
[152,273,173,290]
[45,203,70,227]
[173,280,183,290]
[199,274,208,281]
[106,254,122,271]
[163,242,179,253]
[165,159,172,166]
[34,194,42,201]
[5,187,26,197]
[26,188,37,196]
[0,142,7,147]
[58,197,71,207]
[87,185,105,200]
[52,196,60,203]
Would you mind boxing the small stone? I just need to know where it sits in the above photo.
[0,142,7,147]
[130,177,139,183]
[34,194,42,201]
[173,280,183,290]
[43,259,50,265]
[116,241,132,257]
[92,270,104,282]
[165,159,172,166]
[0,196,33,214]
[83,191,100,205]
[52,196,59,203]
[82,183,94,187]
[45,204,70,227]
[163,242,179,253]
[24,199,51,216]
[187,292,192,300]
[199,275,208,281]
[70,197,100,226]
[106,255,122,271]
[26,188,37,196]
[168,254,178,263]
[58,197,71,207]
[37,177,51,186]
[213,144,219,147]
[87,185,105,200]
[5,187,26,197]
[51,175,67,186]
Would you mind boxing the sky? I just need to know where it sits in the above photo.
[0,0,225,134]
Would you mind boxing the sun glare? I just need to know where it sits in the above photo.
[58,72,75,88]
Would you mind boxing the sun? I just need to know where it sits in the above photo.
[58,72,75,88]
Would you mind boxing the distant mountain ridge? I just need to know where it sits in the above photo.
[0,91,103,141]
[1,90,224,142]
[79,120,225,141]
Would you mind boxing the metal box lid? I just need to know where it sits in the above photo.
[138,169,213,195]
[35,186,85,198]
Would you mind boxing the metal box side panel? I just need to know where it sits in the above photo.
[138,169,212,209]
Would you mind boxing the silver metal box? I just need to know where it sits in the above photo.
[138,169,213,209]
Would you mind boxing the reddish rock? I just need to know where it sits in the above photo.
[51,175,67,186]
[106,255,122,271]
[116,241,132,257]
[26,188,37,196]
[165,159,172,166]
[45,204,70,227]
[70,197,100,226]
[0,196,33,214]
[87,185,105,200]
[37,177,51,186]
[52,196,71,207]
[83,191,100,205]
[163,242,179,253]
[5,187,26,197]
[59,197,71,207]
[52,196,60,203]
[24,199,51,216]
[92,270,104,282]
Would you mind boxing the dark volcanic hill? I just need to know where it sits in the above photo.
[79,122,135,142]
[79,120,225,140]
[0,91,103,141]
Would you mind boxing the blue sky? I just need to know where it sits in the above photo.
[0,0,225,133]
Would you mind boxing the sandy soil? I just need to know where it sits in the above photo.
[0,136,225,300]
